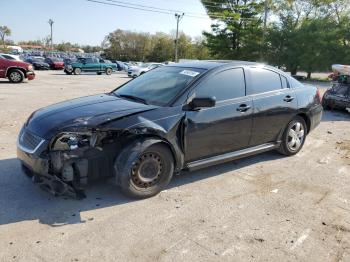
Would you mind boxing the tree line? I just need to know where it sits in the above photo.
[202,0,350,77]
[102,29,211,62]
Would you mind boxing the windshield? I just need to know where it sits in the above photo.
[113,66,204,106]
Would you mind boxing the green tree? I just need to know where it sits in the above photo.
[201,0,264,60]
[0,26,11,48]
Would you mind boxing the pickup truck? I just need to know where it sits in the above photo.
[64,57,117,75]
[0,56,35,83]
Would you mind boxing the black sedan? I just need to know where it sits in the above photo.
[322,83,350,112]
[25,57,50,70]
[17,61,323,199]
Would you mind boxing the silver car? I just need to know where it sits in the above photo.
[128,63,164,78]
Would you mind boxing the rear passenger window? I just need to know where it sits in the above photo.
[194,68,245,101]
[250,68,282,94]
[281,75,289,89]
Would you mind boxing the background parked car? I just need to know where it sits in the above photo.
[0,53,22,61]
[110,60,128,71]
[25,57,50,70]
[64,57,117,75]
[63,58,77,65]
[127,62,163,78]
[44,57,65,70]
[322,82,350,112]
[0,56,35,83]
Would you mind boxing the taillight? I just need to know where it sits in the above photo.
[316,89,322,102]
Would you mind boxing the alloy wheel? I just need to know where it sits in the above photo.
[10,71,22,82]
[287,122,305,151]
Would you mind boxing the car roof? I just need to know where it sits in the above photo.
[169,60,262,70]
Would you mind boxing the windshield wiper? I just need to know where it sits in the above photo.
[116,94,149,105]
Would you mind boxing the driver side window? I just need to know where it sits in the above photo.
[192,68,246,102]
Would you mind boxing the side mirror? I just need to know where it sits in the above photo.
[188,97,216,110]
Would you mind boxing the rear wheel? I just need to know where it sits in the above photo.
[97,72,102,75]
[73,68,82,75]
[8,69,24,83]
[277,116,307,156]
[105,68,112,75]
[115,142,174,199]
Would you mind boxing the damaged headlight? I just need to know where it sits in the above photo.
[51,132,98,151]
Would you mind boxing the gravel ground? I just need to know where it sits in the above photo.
[0,71,349,262]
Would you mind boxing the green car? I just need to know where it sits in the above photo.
[64,58,117,75]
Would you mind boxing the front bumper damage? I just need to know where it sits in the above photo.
[17,128,120,199]
[18,146,90,199]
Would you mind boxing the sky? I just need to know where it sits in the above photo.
[1,0,213,46]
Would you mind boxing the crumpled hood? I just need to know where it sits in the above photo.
[26,94,157,139]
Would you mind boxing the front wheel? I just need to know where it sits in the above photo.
[8,69,24,83]
[115,142,174,199]
[277,116,307,156]
[105,68,112,75]
[73,68,82,75]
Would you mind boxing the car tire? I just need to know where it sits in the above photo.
[277,116,307,156]
[73,68,82,75]
[105,68,112,75]
[8,69,24,83]
[64,70,72,75]
[115,142,174,199]
[97,72,102,75]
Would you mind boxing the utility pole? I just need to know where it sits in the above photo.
[174,13,184,62]
[48,19,54,50]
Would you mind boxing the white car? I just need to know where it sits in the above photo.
[0,53,22,61]
[127,63,163,78]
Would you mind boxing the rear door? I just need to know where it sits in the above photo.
[246,67,298,146]
[184,67,253,162]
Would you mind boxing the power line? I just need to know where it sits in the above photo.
[86,0,173,15]
[104,0,208,17]
[86,0,261,21]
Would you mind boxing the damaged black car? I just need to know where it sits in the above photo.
[322,82,350,112]
[17,61,323,199]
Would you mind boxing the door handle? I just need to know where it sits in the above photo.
[237,104,251,112]
[283,95,294,102]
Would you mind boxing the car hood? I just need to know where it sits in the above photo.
[26,94,157,139]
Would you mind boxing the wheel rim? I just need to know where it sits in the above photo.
[75,68,81,74]
[10,72,21,82]
[107,69,112,74]
[287,122,305,151]
[131,152,163,188]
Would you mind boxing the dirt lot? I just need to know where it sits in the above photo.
[0,71,349,262]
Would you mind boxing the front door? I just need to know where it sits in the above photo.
[184,67,253,162]
[84,58,100,71]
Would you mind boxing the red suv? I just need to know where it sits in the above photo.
[0,56,35,83]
